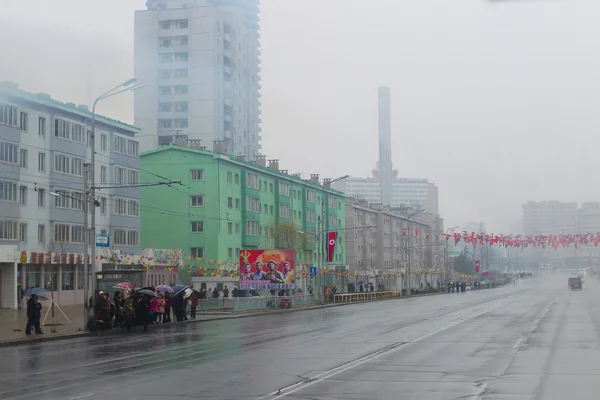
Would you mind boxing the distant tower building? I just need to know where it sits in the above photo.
[378,86,392,206]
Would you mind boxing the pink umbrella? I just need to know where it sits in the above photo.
[113,282,134,291]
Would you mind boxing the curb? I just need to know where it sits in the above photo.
[0,291,450,348]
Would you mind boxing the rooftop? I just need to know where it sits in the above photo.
[0,81,140,133]
[141,144,345,196]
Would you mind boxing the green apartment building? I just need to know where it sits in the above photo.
[140,144,346,266]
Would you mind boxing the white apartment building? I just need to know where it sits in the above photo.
[332,177,439,214]
[0,81,141,309]
[134,0,261,159]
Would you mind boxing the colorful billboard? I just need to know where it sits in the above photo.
[239,249,295,290]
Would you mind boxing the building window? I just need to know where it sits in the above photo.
[264,204,268,214]
[228,197,233,208]
[160,53,173,63]
[306,190,315,203]
[235,198,240,209]
[54,153,84,176]
[115,166,139,184]
[279,182,290,197]
[190,169,204,181]
[235,223,239,233]
[114,198,140,216]
[0,180,17,202]
[246,172,259,189]
[246,197,260,212]
[38,189,45,207]
[54,223,70,243]
[191,247,204,258]
[0,103,18,127]
[101,166,107,183]
[39,117,46,136]
[19,223,26,242]
[228,248,233,259]
[159,103,172,112]
[0,220,18,240]
[191,195,204,207]
[175,36,188,46]
[19,149,27,168]
[0,141,18,164]
[37,224,45,244]
[71,225,84,243]
[114,136,139,156]
[279,204,290,218]
[159,86,172,95]
[19,186,27,205]
[174,52,188,62]
[113,229,139,246]
[53,190,83,210]
[227,172,232,183]
[100,197,106,215]
[174,85,188,95]
[234,173,239,184]
[100,134,107,151]
[19,112,28,132]
[159,70,172,79]
[174,68,188,78]
[177,20,188,29]
[245,220,259,236]
[158,119,172,129]
[174,118,188,128]
[228,222,233,234]
[38,152,45,172]
[191,221,204,233]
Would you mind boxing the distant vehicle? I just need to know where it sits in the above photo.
[571,269,577,275]
[569,277,582,290]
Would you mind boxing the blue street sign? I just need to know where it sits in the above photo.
[309,266,317,277]
[96,234,110,248]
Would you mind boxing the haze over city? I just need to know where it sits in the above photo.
[2,0,600,232]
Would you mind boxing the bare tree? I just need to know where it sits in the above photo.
[262,222,306,252]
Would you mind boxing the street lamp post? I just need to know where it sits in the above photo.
[50,188,100,327]
[445,226,459,282]
[89,79,145,311]
[406,209,426,297]
[319,175,349,304]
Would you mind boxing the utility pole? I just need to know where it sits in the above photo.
[83,163,90,322]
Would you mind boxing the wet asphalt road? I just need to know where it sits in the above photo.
[0,272,597,400]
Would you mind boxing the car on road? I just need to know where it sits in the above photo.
[569,277,582,290]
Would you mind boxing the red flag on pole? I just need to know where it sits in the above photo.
[475,260,480,273]
[326,231,338,263]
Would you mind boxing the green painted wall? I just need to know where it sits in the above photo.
[140,145,346,265]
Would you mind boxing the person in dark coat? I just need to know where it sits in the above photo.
[25,295,43,335]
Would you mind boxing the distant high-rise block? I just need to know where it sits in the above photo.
[134,0,262,159]
[378,86,392,206]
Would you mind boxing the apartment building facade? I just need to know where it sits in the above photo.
[140,142,346,268]
[135,0,261,158]
[0,81,141,308]
[345,199,440,291]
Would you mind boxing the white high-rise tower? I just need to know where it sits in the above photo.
[378,86,393,206]
[134,0,262,159]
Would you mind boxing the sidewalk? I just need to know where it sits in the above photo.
[0,292,447,347]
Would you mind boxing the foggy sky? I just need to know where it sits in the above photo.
[2,0,599,233]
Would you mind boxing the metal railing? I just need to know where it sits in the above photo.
[332,291,402,303]
[194,294,316,312]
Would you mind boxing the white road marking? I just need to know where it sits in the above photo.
[69,393,95,400]
[513,336,526,349]
[471,383,488,399]
[259,297,521,400]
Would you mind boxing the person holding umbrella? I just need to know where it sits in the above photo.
[25,294,43,335]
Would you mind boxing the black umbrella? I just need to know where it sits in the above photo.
[172,284,189,296]
[138,289,157,297]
